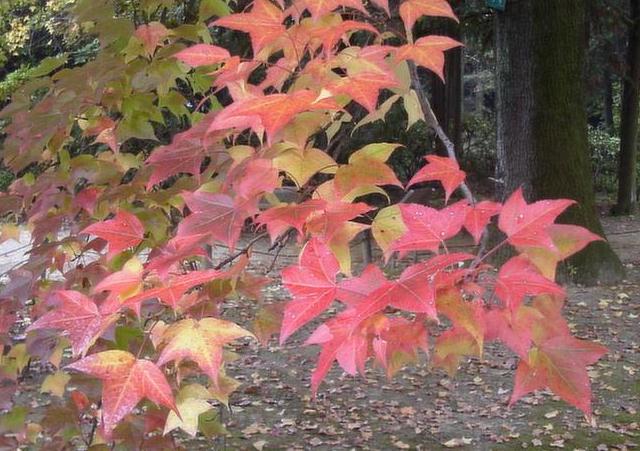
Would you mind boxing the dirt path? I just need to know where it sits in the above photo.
[2,214,638,450]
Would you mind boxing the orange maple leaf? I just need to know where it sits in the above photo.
[213,0,285,56]
[400,0,458,36]
[157,318,255,386]
[395,36,462,81]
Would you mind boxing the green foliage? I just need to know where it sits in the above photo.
[0,0,77,70]
[588,125,640,197]
[461,113,496,178]
[589,126,620,195]
[0,65,35,102]
[0,166,15,192]
[346,99,432,183]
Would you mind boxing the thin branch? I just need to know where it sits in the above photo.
[213,233,268,270]
[407,61,475,205]
[407,61,498,268]
[607,228,640,236]
[266,230,294,273]
[87,400,102,446]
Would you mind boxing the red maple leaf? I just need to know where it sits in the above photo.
[81,211,145,260]
[495,256,565,311]
[336,264,387,306]
[373,317,429,378]
[327,71,397,112]
[257,199,327,242]
[134,22,170,56]
[370,0,389,14]
[463,200,501,244]
[407,155,466,202]
[92,260,142,301]
[280,239,340,344]
[519,224,604,279]
[399,0,458,35]
[84,117,118,153]
[213,0,285,56]
[292,0,367,19]
[390,201,469,257]
[74,187,103,215]
[388,253,473,317]
[395,36,462,81]
[510,335,607,417]
[66,350,177,436]
[212,56,261,93]
[145,234,209,278]
[289,252,470,393]
[208,90,339,144]
[177,191,256,251]
[226,158,280,202]
[305,201,372,242]
[305,253,472,383]
[145,131,206,189]
[173,43,230,67]
[484,306,543,359]
[28,290,117,356]
[314,20,378,57]
[305,309,384,394]
[498,188,575,251]
[122,269,222,311]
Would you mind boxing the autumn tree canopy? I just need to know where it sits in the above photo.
[0,0,608,446]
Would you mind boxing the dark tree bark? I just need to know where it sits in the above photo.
[495,0,625,284]
[614,0,640,215]
[430,22,464,156]
[495,1,535,199]
[604,72,615,134]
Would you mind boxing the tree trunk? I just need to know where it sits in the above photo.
[604,72,615,134]
[614,0,640,215]
[495,0,535,200]
[495,0,625,285]
[430,23,464,157]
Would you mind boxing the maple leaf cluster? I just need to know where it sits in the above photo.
[0,0,608,445]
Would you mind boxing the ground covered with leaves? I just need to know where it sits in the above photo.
[2,212,639,450]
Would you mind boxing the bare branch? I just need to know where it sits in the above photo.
[407,61,476,205]
[407,61,496,267]
[213,233,268,270]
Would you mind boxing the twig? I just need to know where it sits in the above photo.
[407,61,497,268]
[213,233,268,270]
[267,230,294,273]
[400,189,415,203]
[407,61,475,205]
[607,229,640,236]
[87,400,102,446]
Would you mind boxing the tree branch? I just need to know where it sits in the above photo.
[213,233,268,270]
[407,61,494,266]
[407,61,475,204]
